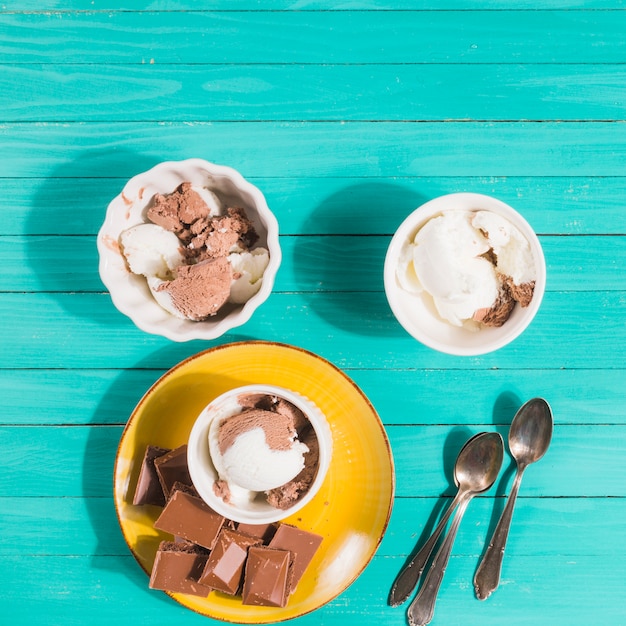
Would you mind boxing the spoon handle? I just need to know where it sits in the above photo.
[407,497,471,626]
[474,468,524,600]
[388,492,464,606]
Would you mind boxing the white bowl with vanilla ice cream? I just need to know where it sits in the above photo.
[187,385,332,524]
[384,193,546,356]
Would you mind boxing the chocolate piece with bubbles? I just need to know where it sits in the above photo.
[149,540,212,597]
[242,546,292,607]
[153,444,192,498]
[154,488,225,550]
[133,445,170,506]
[199,528,262,595]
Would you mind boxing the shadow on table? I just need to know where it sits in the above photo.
[292,181,428,337]
[26,148,159,324]
[81,337,256,601]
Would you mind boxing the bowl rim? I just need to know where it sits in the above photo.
[96,158,281,342]
[383,192,546,356]
[187,383,333,525]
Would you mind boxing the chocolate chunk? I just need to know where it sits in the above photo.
[269,524,323,592]
[149,540,212,597]
[236,522,277,542]
[241,546,292,607]
[154,489,225,550]
[133,445,170,506]
[147,182,209,233]
[198,529,263,595]
[153,444,192,498]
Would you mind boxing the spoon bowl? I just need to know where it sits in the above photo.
[509,398,553,466]
[455,431,505,492]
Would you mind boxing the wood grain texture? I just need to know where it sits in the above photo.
[4,63,626,122]
[2,122,626,178]
[4,11,626,64]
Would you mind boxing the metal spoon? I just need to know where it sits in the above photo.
[388,432,485,607]
[407,432,504,626]
[474,397,553,600]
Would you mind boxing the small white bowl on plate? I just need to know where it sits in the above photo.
[384,192,546,356]
[97,158,281,342]
[187,384,332,525]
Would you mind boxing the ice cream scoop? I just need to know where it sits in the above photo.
[119,223,184,279]
[209,407,309,499]
[396,209,537,329]
[188,385,332,524]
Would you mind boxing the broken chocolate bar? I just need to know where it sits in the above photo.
[149,541,211,597]
[153,444,192,498]
[198,528,262,595]
[269,523,323,592]
[241,546,292,608]
[154,488,225,550]
[133,445,170,506]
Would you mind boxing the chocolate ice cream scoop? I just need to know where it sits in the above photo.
[187,384,332,525]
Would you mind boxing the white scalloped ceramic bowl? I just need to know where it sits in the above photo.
[384,193,546,356]
[187,384,333,525]
[97,159,281,341]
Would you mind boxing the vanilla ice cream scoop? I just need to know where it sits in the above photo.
[119,223,183,279]
[228,248,270,304]
[208,403,310,505]
[397,209,537,329]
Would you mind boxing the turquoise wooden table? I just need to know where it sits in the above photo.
[2,2,626,625]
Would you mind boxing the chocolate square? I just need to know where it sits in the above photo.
[149,541,212,597]
[236,522,277,542]
[153,444,192,498]
[154,489,225,550]
[132,445,170,506]
[199,528,263,595]
[269,523,323,592]
[241,546,292,607]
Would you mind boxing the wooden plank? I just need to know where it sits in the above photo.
[6,2,626,11]
[3,176,626,236]
[0,291,624,370]
[0,497,127,556]
[0,369,163,426]
[2,368,624,426]
[2,122,626,179]
[2,495,623,558]
[1,424,624,497]
[4,11,626,64]
[0,234,622,293]
[4,63,626,122]
[1,554,625,624]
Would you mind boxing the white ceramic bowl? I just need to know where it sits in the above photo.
[97,159,281,341]
[384,192,546,356]
[187,384,332,525]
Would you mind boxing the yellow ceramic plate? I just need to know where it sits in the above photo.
[114,341,395,623]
